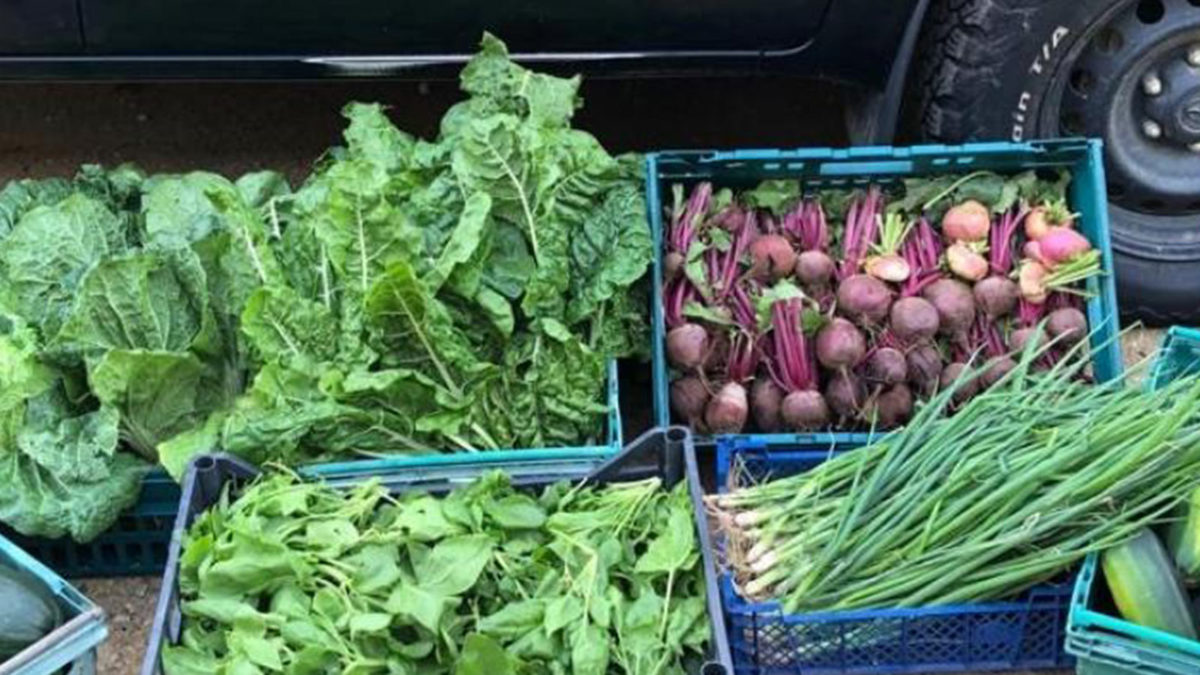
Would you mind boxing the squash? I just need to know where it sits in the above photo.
[0,563,62,660]
[1102,528,1197,640]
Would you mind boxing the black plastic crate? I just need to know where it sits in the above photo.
[142,427,733,675]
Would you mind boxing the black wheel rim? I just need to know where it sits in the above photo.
[1043,0,1200,259]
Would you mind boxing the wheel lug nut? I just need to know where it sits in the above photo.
[1142,72,1164,96]
[1188,45,1200,67]
[1142,119,1163,139]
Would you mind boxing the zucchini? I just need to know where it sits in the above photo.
[1167,486,1200,585]
[0,563,62,660]
[1102,528,1197,640]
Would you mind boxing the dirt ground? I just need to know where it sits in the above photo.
[0,77,1172,673]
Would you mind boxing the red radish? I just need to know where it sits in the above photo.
[973,276,1019,319]
[890,296,940,343]
[864,254,910,283]
[922,279,976,336]
[705,381,749,434]
[796,250,835,288]
[940,362,979,404]
[815,318,867,370]
[671,375,710,425]
[1047,307,1088,344]
[663,251,685,281]
[780,390,830,431]
[907,344,944,393]
[867,384,914,428]
[1010,326,1045,353]
[667,324,710,369]
[867,347,908,385]
[942,200,990,242]
[946,243,989,282]
[825,371,864,420]
[749,234,797,281]
[1037,227,1091,268]
[1018,260,1049,304]
[751,378,784,432]
[837,274,893,324]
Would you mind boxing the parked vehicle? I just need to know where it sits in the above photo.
[1,0,1197,321]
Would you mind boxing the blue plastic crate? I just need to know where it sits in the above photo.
[716,438,1074,674]
[1147,326,1200,392]
[0,533,107,675]
[649,139,1122,447]
[5,359,622,579]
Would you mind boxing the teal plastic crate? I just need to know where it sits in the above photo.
[649,139,1123,446]
[0,533,107,675]
[4,359,621,579]
[1065,326,1200,675]
[1148,327,1200,392]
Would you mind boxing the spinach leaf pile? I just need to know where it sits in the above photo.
[0,34,651,542]
[164,472,710,675]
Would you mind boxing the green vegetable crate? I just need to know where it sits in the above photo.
[648,139,1122,447]
[1,361,621,580]
[1066,326,1200,675]
[0,533,106,675]
[140,427,733,675]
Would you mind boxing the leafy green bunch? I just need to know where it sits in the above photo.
[0,34,652,542]
[163,472,709,675]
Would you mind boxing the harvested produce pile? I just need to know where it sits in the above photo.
[0,36,651,542]
[164,472,710,674]
[709,344,1200,612]
[663,171,1102,433]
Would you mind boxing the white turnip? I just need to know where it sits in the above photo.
[705,381,749,434]
[942,200,990,242]
[922,279,976,336]
[1047,307,1088,345]
[780,390,830,431]
[947,243,989,282]
[751,378,784,432]
[974,276,1019,319]
[667,323,710,370]
[1037,227,1091,268]
[749,234,797,282]
[890,296,940,343]
[1018,259,1049,304]
[815,318,866,370]
[836,274,892,324]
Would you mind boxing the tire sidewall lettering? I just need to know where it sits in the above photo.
[1011,25,1071,142]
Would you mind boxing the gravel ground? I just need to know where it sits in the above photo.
[0,77,1168,674]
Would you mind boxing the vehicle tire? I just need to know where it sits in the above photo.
[911,0,1200,324]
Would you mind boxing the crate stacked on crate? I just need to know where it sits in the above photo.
[649,140,1122,449]
[1066,327,1200,675]
[141,428,733,675]
[713,438,1075,675]
[0,533,107,675]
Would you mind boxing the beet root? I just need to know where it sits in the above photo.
[867,347,908,386]
[667,323,710,370]
[663,251,685,281]
[1046,307,1088,345]
[702,329,730,373]
[825,372,864,421]
[1010,326,1045,353]
[836,274,893,325]
[815,318,867,370]
[940,362,980,404]
[866,384,914,428]
[704,381,749,434]
[974,276,1019,319]
[749,234,797,282]
[981,357,1018,388]
[890,296,940,344]
[907,344,945,394]
[751,379,784,432]
[670,375,710,424]
[795,250,836,288]
[781,390,830,431]
[922,279,977,336]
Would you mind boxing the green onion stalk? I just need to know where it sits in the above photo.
[707,329,1200,613]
